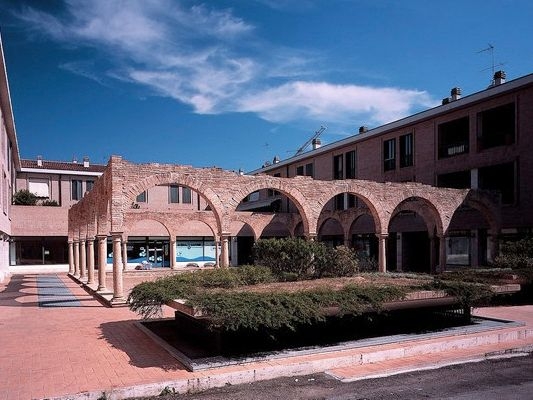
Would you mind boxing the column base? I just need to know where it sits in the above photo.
[110,296,127,305]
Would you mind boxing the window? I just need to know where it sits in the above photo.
[345,150,356,179]
[383,139,396,171]
[438,117,469,158]
[296,166,304,176]
[333,154,343,179]
[86,180,94,193]
[477,103,515,150]
[136,191,147,203]
[71,180,83,200]
[182,187,192,204]
[334,193,345,210]
[399,133,413,168]
[29,178,50,198]
[273,173,281,178]
[479,162,516,204]
[305,163,314,177]
[437,171,471,189]
[169,185,179,203]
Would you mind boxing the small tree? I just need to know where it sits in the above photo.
[41,199,59,206]
[13,189,38,205]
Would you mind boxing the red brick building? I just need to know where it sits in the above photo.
[249,71,532,272]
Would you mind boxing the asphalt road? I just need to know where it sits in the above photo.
[136,352,533,400]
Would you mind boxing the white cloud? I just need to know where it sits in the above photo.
[14,0,437,126]
[237,81,436,125]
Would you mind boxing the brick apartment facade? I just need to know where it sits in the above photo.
[249,71,533,272]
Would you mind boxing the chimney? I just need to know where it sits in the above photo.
[359,126,368,134]
[493,70,506,85]
[83,156,90,168]
[37,155,43,167]
[312,138,322,150]
[273,155,280,164]
[72,157,78,164]
[450,87,461,101]
[442,97,450,105]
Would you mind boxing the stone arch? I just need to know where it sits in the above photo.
[390,196,443,236]
[231,177,313,236]
[123,214,172,237]
[317,187,385,235]
[122,172,225,234]
[455,191,501,235]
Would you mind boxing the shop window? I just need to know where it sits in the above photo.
[333,154,343,179]
[345,150,356,178]
[169,185,179,203]
[71,180,83,200]
[477,103,515,150]
[383,138,396,171]
[438,116,469,158]
[136,191,147,203]
[182,187,192,204]
[479,162,516,204]
[399,133,413,168]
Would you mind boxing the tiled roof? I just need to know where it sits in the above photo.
[20,159,107,173]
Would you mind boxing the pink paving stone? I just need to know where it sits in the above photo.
[1,273,533,400]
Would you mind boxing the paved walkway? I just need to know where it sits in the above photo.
[0,273,532,400]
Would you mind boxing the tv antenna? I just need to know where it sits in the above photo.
[294,125,327,156]
[477,43,505,75]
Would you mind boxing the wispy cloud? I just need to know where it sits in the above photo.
[14,0,436,126]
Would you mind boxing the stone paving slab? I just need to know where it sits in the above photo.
[0,273,532,400]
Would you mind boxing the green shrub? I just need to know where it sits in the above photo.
[253,238,361,279]
[12,189,37,205]
[187,285,407,331]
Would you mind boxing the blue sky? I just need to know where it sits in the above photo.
[1,0,532,171]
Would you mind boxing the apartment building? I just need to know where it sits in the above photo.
[249,71,533,272]
[11,157,105,266]
[0,33,20,281]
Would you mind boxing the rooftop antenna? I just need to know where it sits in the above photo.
[477,43,505,75]
[294,125,327,156]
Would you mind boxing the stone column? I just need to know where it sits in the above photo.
[79,240,87,281]
[122,239,128,271]
[170,238,177,269]
[220,235,230,268]
[376,233,388,273]
[438,235,447,273]
[215,236,220,267]
[97,235,108,292]
[111,233,124,302]
[73,241,80,278]
[87,237,95,285]
[68,240,74,275]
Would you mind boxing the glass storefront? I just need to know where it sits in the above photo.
[12,236,68,265]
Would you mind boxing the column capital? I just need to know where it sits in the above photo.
[375,232,389,239]
[86,236,95,242]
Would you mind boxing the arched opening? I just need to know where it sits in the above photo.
[236,186,303,249]
[318,218,344,247]
[388,197,440,273]
[123,183,220,268]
